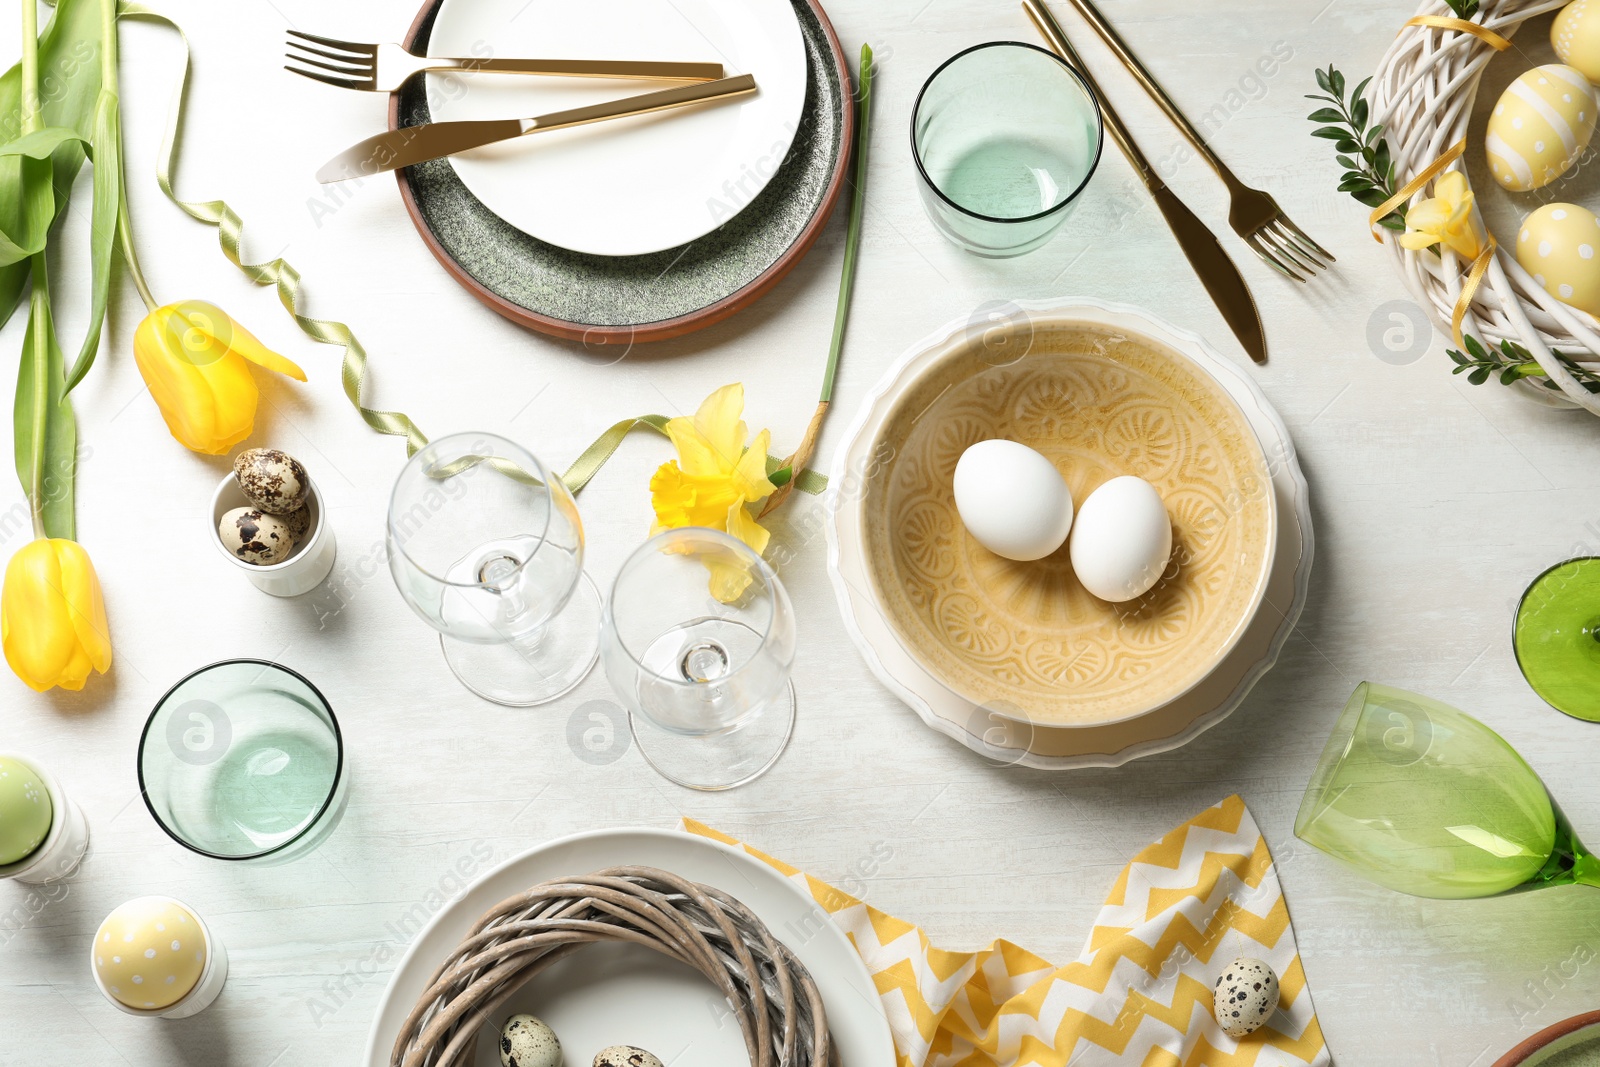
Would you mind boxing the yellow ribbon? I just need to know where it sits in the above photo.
[1403,14,1513,51]
[1369,138,1466,240]
[127,3,826,497]
[1451,237,1497,348]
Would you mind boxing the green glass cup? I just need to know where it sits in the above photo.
[911,41,1104,257]
[1295,682,1599,899]
[1514,556,1600,722]
[138,660,347,864]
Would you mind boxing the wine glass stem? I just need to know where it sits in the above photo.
[1575,852,1600,889]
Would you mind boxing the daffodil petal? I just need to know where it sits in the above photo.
[725,501,770,557]
[731,429,777,502]
[1406,198,1449,231]
[663,417,728,478]
[692,383,749,467]
[1435,170,1468,201]
[1400,230,1442,250]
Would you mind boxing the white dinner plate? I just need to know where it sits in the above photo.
[363,827,896,1067]
[425,0,807,257]
[828,299,1314,769]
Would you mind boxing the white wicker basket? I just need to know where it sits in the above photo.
[1373,0,1600,413]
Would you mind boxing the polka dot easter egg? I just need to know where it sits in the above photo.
[1213,957,1280,1039]
[1486,64,1597,191]
[93,898,207,1011]
[0,756,52,865]
[1516,203,1600,317]
[1554,0,1600,85]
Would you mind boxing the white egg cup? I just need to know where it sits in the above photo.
[210,471,337,597]
[0,752,89,885]
[89,896,229,1020]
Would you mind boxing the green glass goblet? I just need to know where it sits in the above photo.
[1295,682,1599,899]
[1514,556,1600,722]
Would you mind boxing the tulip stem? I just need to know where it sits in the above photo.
[117,197,157,312]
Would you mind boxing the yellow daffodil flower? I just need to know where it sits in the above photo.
[1400,171,1487,261]
[650,384,778,601]
[133,300,306,455]
[2,539,111,692]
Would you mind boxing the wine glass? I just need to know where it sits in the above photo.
[600,528,796,791]
[387,432,600,706]
[1514,556,1600,722]
[1295,682,1599,899]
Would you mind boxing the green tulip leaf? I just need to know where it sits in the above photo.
[0,0,106,326]
[64,88,119,392]
[13,260,76,541]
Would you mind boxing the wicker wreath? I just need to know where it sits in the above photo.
[1374,0,1600,415]
[390,866,836,1067]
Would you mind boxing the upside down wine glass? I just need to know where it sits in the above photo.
[387,432,600,706]
[1514,557,1600,723]
[1295,683,1599,899]
[601,528,797,791]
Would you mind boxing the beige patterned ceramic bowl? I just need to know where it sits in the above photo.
[856,306,1277,727]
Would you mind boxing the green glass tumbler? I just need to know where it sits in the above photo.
[911,41,1104,257]
[138,660,346,864]
[1295,682,1599,899]
[1514,556,1600,722]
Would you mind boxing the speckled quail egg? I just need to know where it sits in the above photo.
[499,1014,560,1067]
[594,1047,664,1067]
[233,448,309,513]
[1213,957,1280,1038]
[218,507,295,566]
[279,504,312,544]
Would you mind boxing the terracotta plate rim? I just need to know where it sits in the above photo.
[386,0,854,344]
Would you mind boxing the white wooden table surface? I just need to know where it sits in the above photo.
[3,0,1599,1063]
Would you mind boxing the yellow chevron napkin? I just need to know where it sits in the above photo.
[685,795,1327,1066]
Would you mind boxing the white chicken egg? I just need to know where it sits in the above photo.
[951,440,1074,562]
[1069,476,1173,602]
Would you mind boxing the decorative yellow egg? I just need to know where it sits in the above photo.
[1554,1,1600,85]
[93,897,208,1010]
[1486,64,1597,191]
[1515,203,1600,316]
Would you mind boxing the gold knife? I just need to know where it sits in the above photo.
[1022,0,1267,364]
[316,73,758,183]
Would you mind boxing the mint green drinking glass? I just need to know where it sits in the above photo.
[912,41,1104,257]
[1295,682,1599,899]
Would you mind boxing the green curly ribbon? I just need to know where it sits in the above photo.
[133,3,827,496]
[121,2,428,456]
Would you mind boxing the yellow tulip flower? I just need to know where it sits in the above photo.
[133,300,307,455]
[2,539,111,692]
[649,384,778,600]
[1400,171,1487,261]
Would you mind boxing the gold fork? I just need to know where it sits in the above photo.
[284,29,724,94]
[1058,0,1335,281]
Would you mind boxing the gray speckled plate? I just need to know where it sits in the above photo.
[389,0,851,343]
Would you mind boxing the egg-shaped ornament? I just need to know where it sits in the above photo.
[1516,203,1600,316]
[1486,64,1597,191]
[1553,1,1600,85]
[93,897,208,1011]
[1213,957,1280,1038]
[0,756,52,865]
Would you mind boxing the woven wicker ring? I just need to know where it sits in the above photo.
[390,866,837,1067]
[1376,0,1600,414]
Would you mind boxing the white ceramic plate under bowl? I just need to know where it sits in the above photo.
[426,0,807,257]
[828,299,1313,769]
[363,828,896,1067]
